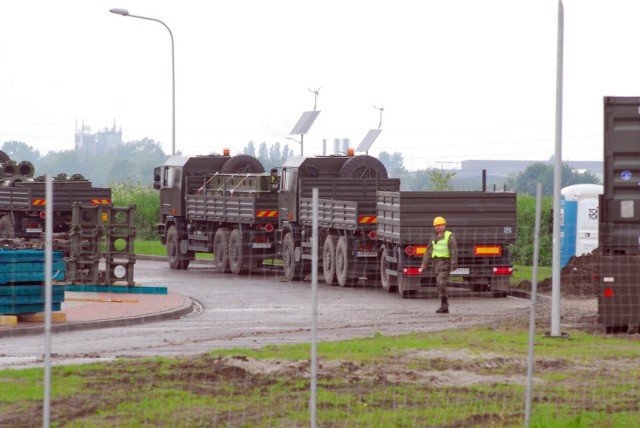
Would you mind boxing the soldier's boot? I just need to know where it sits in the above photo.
[435,296,449,314]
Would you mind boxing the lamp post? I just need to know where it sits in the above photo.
[109,8,176,156]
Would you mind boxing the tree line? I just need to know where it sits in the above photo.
[1,139,600,194]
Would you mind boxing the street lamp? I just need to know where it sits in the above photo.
[109,8,176,156]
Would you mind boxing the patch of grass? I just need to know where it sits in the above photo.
[511,264,552,287]
[6,325,638,426]
[134,239,213,259]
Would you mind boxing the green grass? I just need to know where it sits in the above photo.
[134,239,212,259]
[511,264,552,287]
[2,324,639,427]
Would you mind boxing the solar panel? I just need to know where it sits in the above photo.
[356,128,382,153]
[290,110,321,135]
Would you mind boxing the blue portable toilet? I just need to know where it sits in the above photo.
[560,184,603,267]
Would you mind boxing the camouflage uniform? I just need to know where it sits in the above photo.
[422,231,458,299]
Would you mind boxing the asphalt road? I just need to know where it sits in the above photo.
[0,259,532,369]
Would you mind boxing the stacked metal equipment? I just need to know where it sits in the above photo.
[67,202,136,286]
[67,202,103,284]
[103,204,136,286]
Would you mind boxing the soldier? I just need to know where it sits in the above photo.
[421,216,458,314]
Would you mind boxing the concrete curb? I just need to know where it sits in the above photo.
[0,296,195,339]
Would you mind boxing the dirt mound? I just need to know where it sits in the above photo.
[522,252,598,298]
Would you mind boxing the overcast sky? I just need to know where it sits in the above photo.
[2,1,640,170]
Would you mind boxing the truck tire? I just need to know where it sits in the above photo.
[166,225,190,270]
[323,235,338,285]
[380,245,397,293]
[335,236,355,287]
[338,155,388,179]
[221,155,265,174]
[0,150,9,163]
[213,228,231,273]
[0,215,15,239]
[228,229,247,275]
[283,232,304,281]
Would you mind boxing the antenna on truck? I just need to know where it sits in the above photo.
[355,105,384,155]
[288,88,322,156]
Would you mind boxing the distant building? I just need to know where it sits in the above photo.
[75,120,122,156]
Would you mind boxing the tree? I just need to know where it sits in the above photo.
[245,141,294,171]
[429,170,456,191]
[243,141,256,157]
[1,141,41,163]
[378,151,408,178]
[513,162,600,196]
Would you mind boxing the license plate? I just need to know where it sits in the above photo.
[26,228,42,233]
[355,251,377,257]
[451,268,470,275]
[251,242,272,249]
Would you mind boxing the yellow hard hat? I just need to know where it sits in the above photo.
[433,216,447,226]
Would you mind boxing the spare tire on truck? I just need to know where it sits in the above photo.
[221,155,265,174]
[338,155,388,179]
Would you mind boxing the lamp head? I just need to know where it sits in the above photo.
[109,8,130,16]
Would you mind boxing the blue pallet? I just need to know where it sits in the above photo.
[0,250,64,263]
[0,261,66,274]
[0,294,64,305]
[0,270,65,285]
[0,285,66,296]
[0,303,61,315]
[64,284,167,295]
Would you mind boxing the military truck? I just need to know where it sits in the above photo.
[376,190,517,297]
[0,151,111,241]
[276,154,398,284]
[598,96,640,332]
[153,152,266,270]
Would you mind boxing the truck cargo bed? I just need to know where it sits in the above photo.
[377,191,517,244]
[186,193,279,223]
[0,182,111,211]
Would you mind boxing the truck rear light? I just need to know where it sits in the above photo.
[368,230,377,240]
[604,287,614,297]
[405,246,416,256]
[39,212,46,219]
[402,267,423,275]
[475,245,502,256]
[492,267,512,275]
[265,223,274,232]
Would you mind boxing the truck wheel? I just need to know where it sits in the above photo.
[322,235,338,285]
[380,245,397,293]
[213,228,231,273]
[283,232,304,281]
[228,229,247,275]
[0,215,15,239]
[166,225,189,270]
[335,236,353,287]
[338,155,388,179]
[221,155,265,174]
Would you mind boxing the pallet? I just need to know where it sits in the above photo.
[63,284,167,295]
